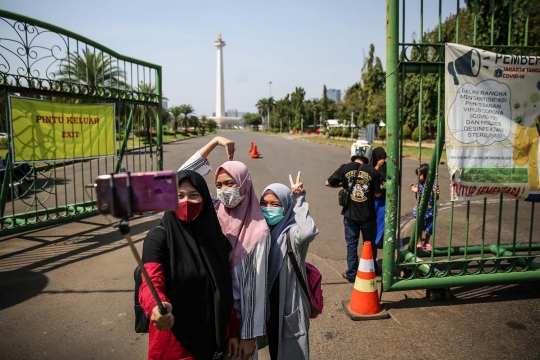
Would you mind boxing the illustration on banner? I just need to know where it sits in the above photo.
[445,43,540,202]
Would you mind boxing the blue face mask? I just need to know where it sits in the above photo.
[261,207,284,226]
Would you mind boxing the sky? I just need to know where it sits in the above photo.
[1,0,459,116]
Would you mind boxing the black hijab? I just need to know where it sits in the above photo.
[142,170,233,359]
[371,147,387,181]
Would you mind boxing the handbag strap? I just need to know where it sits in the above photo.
[286,230,310,300]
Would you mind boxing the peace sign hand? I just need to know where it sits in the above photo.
[289,171,305,194]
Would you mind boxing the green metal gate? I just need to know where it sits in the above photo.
[383,0,540,292]
[0,10,163,235]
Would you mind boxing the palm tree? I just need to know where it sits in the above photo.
[169,106,182,138]
[178,104,195,133]
[256,98,268,120]
[199,115,208,131]
[256,97,276,131]
[267,97,276,129]
[189,115,200,131]
[56,49,126,88]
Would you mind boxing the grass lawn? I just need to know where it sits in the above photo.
[297,136,446,162]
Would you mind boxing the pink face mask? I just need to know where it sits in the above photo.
[174,200,203,222]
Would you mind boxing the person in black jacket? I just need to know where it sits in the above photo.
[325,140,382,282]
[370,147,387,249]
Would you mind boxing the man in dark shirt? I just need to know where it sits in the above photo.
[325,140,382,282]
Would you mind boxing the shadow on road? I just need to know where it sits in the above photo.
[0,215,159,308]
[385,282,540,310]
[0,270,48,311]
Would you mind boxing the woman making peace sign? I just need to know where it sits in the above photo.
[259,172,319,360]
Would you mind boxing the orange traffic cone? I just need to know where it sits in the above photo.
[342,241,389,320]
[249,142,254,154]
[250,142,261,159]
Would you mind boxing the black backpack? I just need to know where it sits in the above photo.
[134,226,166,333]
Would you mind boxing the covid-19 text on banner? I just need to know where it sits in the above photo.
[9,97,116,163]
[445,43,540,202]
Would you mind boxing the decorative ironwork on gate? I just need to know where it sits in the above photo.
[0,9,164,235]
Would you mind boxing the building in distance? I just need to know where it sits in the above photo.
[326,89,341,103]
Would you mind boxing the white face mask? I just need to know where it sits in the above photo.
[216,174,248,208]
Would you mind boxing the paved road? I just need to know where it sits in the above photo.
[1,131,539,359]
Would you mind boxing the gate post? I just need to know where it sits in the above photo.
[382,0,400,292]
[156,67,164,171]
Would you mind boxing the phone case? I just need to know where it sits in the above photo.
[95,171,178,216]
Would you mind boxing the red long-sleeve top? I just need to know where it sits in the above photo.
[139,262,240,360]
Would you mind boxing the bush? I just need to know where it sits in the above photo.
[411,127,428,142]
[270,127,279,134]
[198,128,206,136]
[342,128,351,138]
[330,128,337,137]
[135,129,157,137]
[378,127,386,140]
[322,128,328,135]
[164,130,175,136]
[335,128,342,137]
[401,125,412,140]
[116,133,125,141]
[352,129,359,139]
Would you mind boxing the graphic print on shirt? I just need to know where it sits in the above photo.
[345,170,372,202]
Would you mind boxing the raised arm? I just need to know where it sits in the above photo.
[200,136,235,160]
[289,171,318,246]
[178,136,235,176]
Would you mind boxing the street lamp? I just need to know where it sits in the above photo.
[269,81,272,97]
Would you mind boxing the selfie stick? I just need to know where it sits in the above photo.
[109,172,168,316]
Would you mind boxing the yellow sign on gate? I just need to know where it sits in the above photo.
[9,97,116,162]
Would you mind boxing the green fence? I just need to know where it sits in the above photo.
[0,10,163,235]
[383,0,540,292]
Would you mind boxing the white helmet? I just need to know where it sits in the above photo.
[350,140,372,162]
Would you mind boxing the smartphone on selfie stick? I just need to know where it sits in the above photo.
[94,170,179,316]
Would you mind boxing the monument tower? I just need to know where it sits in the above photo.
[210,33,241,127]
[214,32,225,118]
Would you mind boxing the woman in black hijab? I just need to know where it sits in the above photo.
[139,170,237,360]
[370,147,387,249]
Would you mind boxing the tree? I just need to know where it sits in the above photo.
[361,44,386,124]
[178,104,195,132]
[207,119,217,132]
[291,87,306,129]
[275,94,292,131]
[199,115,208,130]
[256,97,276,130]
[162,107,171,129]
[411,127,428,142]
[378,127,386,141]
[267,97,276,128]
[55,49,126,88]
[321,85,329,122]
[189,115,200,131]
[169,106,182,138]
[275,98,290,132]
[464,0,540,47]
[243,113,262,130]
